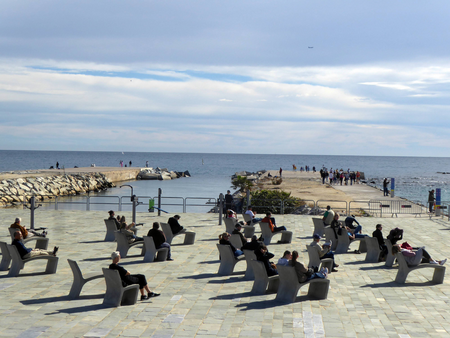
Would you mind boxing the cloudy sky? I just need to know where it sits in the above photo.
[2,1,450,156]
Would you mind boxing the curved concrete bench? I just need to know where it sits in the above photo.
[223,218,237,234]
[143,236,169,263]
[104,219,117,242]
[160,222,195,245]
[242,213,260,226]
[324,227,338,251]
[102,268,139,307]
[394,253,446,284]
[385,240,396,267]
[217,244,245,276]
[229,234,243,250]
[0,241,11,271]
[335,230,367,254]
[7,245,58,277]
[243,249,257,280]
[275,265,330,303]
[259,222,292,246]
[114,231,145,258]
[306,245,333,272]
[8,228,49,250]
[364,237,382,263]
[250,259,279,295]
[243,226,255,238]
[312,218,325,237]
[68,259,103,299]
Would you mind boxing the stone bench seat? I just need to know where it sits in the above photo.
[114,231,145,258]
[104,219,118,242]
[364,237,382,263]
[8,228,49,250]
[0,241,11,271]
[275,265,330,303]
[394,252,446,284]
[7,244,58,277]
[306,245,333,272]
[160,222,195,245]
[250,259,279,295]
[102,268,139,307]
[68,259,103,299]
[217,244,245,276]
[259,222,292,246]
[143,236,169,263]
[312,218,326,237]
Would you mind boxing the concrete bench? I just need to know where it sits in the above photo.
[242,213,260,226]
[275,265,330,302]
[385,240,396,267]
[229,234,244,250]
[250,259,279,295]
[143,236,169,263]
[223,218,237,234]
[394,253,446,284]
[364,237,382,263]
[102,268,139,307]
[259,222,292,246]
[7,244,58,277]
[104,219,118,242]
[8,228,49,250]
[67,259,103,299]
[335,230,367,254]
[243,226,255,238]
[0,241,11,271]
[243,249,257,280]
[114,231,145,258]
[324,227,338,251]
[216,244,245,276]
[160,222,195,245]
[312,218,325,237]
[306,245,333,271]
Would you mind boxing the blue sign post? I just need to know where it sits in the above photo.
[436,188,441,216]
[390,178,395,198]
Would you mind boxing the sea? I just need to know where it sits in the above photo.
[1,150,450,213]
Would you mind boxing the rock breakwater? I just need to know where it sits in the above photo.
[0,173,114,206]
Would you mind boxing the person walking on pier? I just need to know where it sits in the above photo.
[383,178,390,196]
[428,189,435,213]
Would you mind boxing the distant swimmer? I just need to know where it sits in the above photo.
[308,46,314,48]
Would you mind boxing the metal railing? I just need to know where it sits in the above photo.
[368,199,424,217]
[316,200,349,217]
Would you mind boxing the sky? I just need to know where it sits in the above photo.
[1,0,450,156]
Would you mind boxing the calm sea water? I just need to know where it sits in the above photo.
[1,150,450,212]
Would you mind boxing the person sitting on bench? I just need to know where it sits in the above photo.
[232,223,247,246]
[255,244,278,276]
[109,251,160,300]
[290,250,328,282]
[244,206,262,224]
[147,222,173,261]
[108,210,121,230]
[242,235,262,251]
[219,232,243,257]
[261,212,286,233]
[277,250,292,266]
[310,233,339,272]
[10,217,46,238]
[392,244,446,266]
[168,215,184,235]
[12,231,58,258]
[119,216,143,243]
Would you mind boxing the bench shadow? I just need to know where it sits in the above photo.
[235,295,311,310]
[200,238,219,242]
[208,275,246,284]
[82,257,111,262]
[359,266,389,271]
[209,291,253,300]
[21,293,104,305]
[361,281,437,288]
[78,240,105,244]
[46,303,111,315]
[344,260,372,266]
[178,273,222,280]
[0,271,51,279]
[198,260,220,264]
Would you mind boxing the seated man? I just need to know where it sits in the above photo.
[10,217,46,239]
[168,215,184,235]
[345,215,366,238]
[255,244,278,276]
[244,206,262,224]
[322,206,334,226]
[12,231,58,259]
[232,223,247,246]
[147,222,173,261]
[261,212,286,233]
[372,223,388,260]
[108,210,121,230]
[242,235,262,251]
[310,233,339,272]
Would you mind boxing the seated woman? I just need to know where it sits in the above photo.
[109,251,160,300]
[277,250,291,266]
[219,232,243,257]
[290,250,328,283]
[255,244,278,276]
[119,216,143,243]
[392,244,447,266]
[227,209,238,219]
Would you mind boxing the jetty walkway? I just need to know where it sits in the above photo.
[0,208,450,337]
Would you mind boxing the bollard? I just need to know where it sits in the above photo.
[158,188,162,217]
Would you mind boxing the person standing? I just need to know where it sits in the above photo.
[383,178,390,196]
[428,189,435,213]
[225,190,233,211]
[56,161,59,169]
[129,160,132,167]
[145,161,149,167]
[279,167,283,177]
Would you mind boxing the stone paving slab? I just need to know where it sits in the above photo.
[1,209,450,337]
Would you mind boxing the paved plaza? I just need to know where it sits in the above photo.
[1,208,450,338]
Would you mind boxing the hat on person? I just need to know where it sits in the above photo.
[15,217,21,223]
[235,223,242,228]
[111,251,120,259]
[313,233,321,240]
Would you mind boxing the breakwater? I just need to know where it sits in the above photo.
[0,173,114,206]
